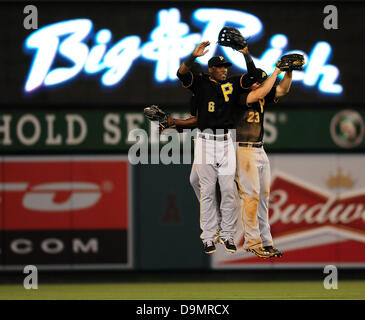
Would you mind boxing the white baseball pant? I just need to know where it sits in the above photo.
[235,144,273,249]
[194,132,238,242]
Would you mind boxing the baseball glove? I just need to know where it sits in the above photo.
[144,105,170,130]
[217,27,248,51]
[276,53,305,71]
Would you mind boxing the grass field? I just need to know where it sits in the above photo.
[0,281,364,300]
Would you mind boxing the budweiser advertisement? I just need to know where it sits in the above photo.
[0,156,132,270]
[213,155,365,268]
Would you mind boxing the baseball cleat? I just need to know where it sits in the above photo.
[218,237,237,253]
[245,246,275,259]
[204,240,216,254]
[264,246,283,258]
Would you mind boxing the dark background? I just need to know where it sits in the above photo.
[1,1,364,109]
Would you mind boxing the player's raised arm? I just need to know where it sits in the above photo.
[238,47,259,78]
[275,70,293,98]
[177,41,210,75]
[245,68,281,104]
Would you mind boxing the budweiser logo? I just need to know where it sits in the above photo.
[213,159,365,267]
[269,171,365,235]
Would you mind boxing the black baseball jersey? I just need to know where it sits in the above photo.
[190,94,197,116]
[177,71,251,131]
[234,86,278,142]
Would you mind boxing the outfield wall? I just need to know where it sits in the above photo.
[0,110,364,270]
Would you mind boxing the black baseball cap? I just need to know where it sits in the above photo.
[241,68,268,88]
[208,56,232,68]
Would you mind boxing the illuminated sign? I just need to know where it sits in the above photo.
[24,8,342,94]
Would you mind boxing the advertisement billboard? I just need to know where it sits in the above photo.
[0,156,132,269]
[1,2,364,107]
[1,109,364,153]
[213,154,365,268]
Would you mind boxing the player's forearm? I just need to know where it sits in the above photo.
[168,116,197,128]
[178,54,197,75]
[247,68,281,103]
[178,63,190,75]
[243,51,257,76]
[276,70,292,97]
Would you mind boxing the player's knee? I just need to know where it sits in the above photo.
[244,191,260,202]
[201,183,217,199]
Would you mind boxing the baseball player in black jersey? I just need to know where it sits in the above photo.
[234,67,293,258]
[187,49,260,244]
[174,70,284,258]
[176,41,256,254]
[161,42,288,257]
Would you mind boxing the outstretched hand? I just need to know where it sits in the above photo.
[192,41,210,57]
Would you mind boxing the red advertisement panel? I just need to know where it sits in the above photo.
[71,159,129,229]
[3,157,128,230]
[3,159,72,230]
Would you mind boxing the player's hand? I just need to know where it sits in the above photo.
[192,41,210,57]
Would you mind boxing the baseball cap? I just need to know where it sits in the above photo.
[208,56,232,68]
[240,68,268,88]
[241,74,256,88]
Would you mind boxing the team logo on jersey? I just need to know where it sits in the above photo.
[330,109,364,148]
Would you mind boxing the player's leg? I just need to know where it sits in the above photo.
[190,160,222,238]
[216,137,238,253]
[215,181,223,238]
[195,137,219,253]
[216,173,237,233]
[189,164,200,201]
[258,150,283,257]
[236,146,273,258]
[257,150,273,247]
[236,147,261,248]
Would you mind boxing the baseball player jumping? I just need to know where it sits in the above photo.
[176,41,262,255]
[144,28,303,258]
